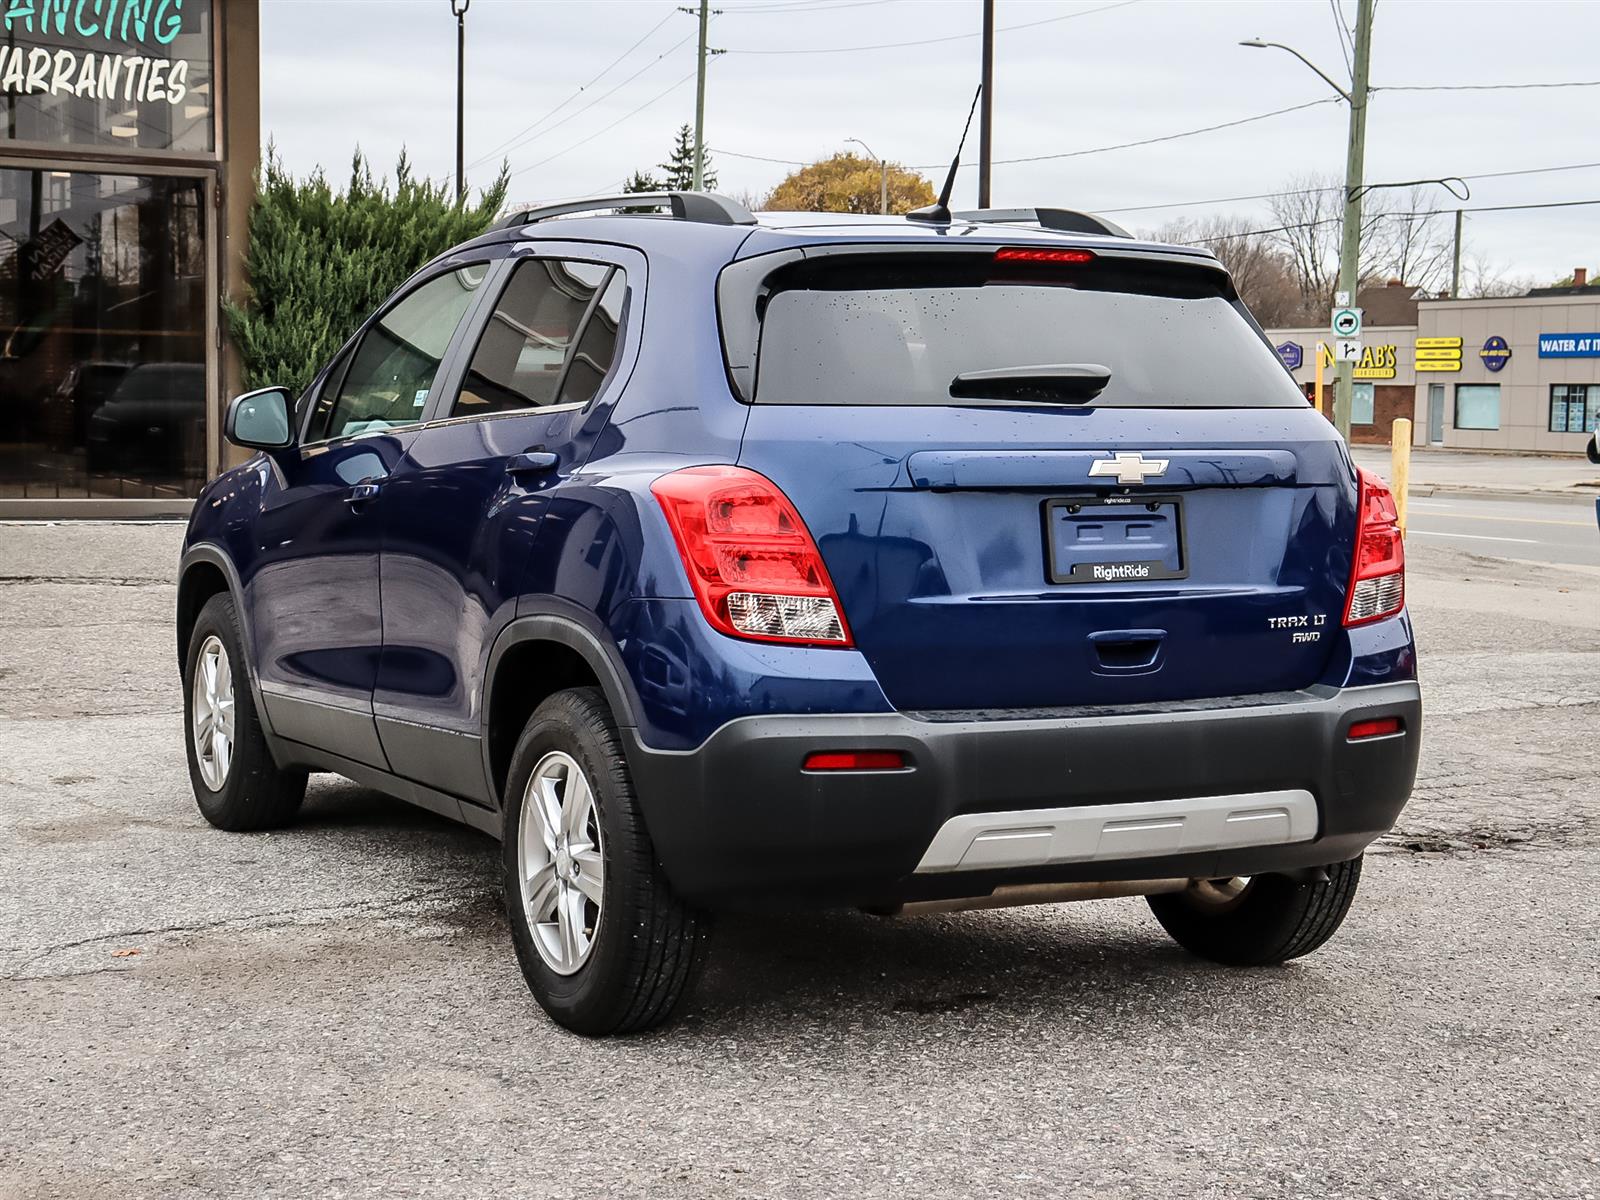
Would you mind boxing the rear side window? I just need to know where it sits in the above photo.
[453,258,624,416]
[750,252,1303,409]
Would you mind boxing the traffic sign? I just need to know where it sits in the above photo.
[1331,307,1363,338]
[1335,338,1362,363]
[1334,291,1351,307]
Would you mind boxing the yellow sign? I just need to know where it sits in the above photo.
[1416,359,1462,372]
[1352,343,1398,379]
[1416,336,1464,349]
[1415,347,1463,362]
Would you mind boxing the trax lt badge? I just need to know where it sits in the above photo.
[1088,452,1170,486]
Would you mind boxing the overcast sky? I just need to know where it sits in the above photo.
[259,0,1600,285]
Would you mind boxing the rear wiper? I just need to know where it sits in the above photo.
[948,363,1112,404]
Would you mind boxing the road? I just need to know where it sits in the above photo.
[1405,492,1600,567]
[2,517,1598,1200]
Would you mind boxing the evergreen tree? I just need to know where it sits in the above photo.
[658,124,715,192]
[224,148,509,396]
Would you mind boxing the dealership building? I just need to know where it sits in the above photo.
[1266,277,1600,453]
[0,0,258,516]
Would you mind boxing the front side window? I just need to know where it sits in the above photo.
[306,265,486,442]
[453,259,622,417]
[1351,382,1375,425]
[1455,384,1501,431]
[1549,384,1595,433]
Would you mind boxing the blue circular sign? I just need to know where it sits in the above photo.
[1481,335,1511,372]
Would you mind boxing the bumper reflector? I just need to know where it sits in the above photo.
[802,750,906,771]
[1347,716,1403,741]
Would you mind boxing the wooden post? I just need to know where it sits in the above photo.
[1390,417,1412,535]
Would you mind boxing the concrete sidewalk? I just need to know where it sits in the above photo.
[1351,445,1600,500]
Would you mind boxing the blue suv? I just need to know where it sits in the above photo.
[177,192,1420,1034]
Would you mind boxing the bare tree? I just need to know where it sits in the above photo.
[1149,215,1303,326]
[1266,174,1344,319]
[1362,185,1453,294]
[1460,251,1536,299]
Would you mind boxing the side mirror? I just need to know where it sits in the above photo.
[1588,432,1600,466]
[225,386,294,450]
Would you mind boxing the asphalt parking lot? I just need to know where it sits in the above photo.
[3,514,1598,1199]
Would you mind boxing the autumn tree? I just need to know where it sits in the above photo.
[762,152,934,215]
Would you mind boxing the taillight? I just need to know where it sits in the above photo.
[651,465,852,647]
[1343,467,1405,626]
[993,246,1096,264]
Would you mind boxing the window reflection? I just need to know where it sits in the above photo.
[0,166,207,498]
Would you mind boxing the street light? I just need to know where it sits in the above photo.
[846,137,888,216]
[452,0,470,205]
[1240,1,1374,445]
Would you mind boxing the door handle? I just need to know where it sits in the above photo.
[506,449,560,476]
[346,481,381,504]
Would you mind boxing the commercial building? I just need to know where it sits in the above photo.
[1266,277,1600,453]
[0,0,258,516]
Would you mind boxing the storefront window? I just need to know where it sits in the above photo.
[1351,381,1375,425]
[0,0,214,153]
[0,165,206,498]
[1454,384,1500,431]
[1549,384,1595,434]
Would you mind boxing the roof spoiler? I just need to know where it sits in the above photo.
[490,191,757,232]
[953,208,1132,239]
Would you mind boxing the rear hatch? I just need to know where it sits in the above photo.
[726,241,1359,712]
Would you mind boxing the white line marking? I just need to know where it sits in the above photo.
[1409,530,1539,544]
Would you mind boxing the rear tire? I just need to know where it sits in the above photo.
[182,592,307,831]
[502,687,710,1035]
[1146,857,1363,966]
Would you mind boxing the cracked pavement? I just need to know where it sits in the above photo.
[1,518,1597,1199]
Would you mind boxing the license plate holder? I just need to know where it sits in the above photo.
[1044,494,1188,585]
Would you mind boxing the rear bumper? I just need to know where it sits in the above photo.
[626,681,1421,907]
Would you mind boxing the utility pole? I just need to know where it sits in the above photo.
[847,138,888,215]
[1332,0,1375,443]
[452,0,469,204]
[1451,208,1464,297]
[692,0,710,190]
[977,0,994,207]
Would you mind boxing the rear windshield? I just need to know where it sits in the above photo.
[751,253,1303,409]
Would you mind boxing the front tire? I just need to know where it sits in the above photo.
[1146,858,1363,966]
[503,687,710,1035]
[182,592,307,831]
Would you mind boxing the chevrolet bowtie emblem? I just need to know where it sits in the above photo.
[1088,452,1170,486]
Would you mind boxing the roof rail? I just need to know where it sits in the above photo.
[952,207,1132,239]
[490,191,758,232]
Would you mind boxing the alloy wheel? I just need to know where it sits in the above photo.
[191,634,235,791]
[518,750,606,975]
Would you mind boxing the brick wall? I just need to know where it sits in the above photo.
[1299,383,1412,444]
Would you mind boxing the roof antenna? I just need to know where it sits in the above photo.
[906,84,982,225]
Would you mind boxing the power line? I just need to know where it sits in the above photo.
[1379,79,1600,92]
[1175,198,1600,246]
[473,30,695,169]
[468,9,680,169]
[719,0,906,12]
[721,0,1139,54]
[507,68,702,179]
[716,96,1341,176]
[930,97,1340,168]
[1094,160,1600,216]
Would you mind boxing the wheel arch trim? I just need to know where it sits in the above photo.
[177,542,278,742]
[480,600,645,804]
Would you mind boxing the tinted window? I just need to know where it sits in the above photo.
[557,271,627,406]
[307,265,485,442]
[752,256,1303,409]
[454,259,619,416]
